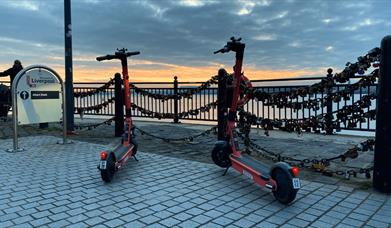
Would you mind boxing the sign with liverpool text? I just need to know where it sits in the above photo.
[15,67,62,125]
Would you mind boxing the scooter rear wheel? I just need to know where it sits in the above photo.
[101,153,116,183]
[272,168,297,204]
[211,143,231,168]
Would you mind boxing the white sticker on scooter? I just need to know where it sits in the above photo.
[292,178,301,189]
[100,161,107,170]
[243,170,253,180]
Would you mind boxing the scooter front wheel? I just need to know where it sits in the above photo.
[101,153,116,183]
[272,168,297,204]
[211,142,232,168]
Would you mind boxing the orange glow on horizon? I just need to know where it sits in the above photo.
[69,66,322,83]
[1,63,322,84]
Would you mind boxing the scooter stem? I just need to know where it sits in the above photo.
[227,49,245,157]
[121,58,132,119]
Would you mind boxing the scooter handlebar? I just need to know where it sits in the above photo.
[96,51,140,61]
[96,54,116,61]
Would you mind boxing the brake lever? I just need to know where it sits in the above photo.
[213,49,223,54]
[214,46,229,54]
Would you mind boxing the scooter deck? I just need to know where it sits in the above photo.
[113,144,134,162]
[231,154,270,180]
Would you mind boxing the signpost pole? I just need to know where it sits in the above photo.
[62,82,67,144]
[64,0,74,132]
[11,80,18,151]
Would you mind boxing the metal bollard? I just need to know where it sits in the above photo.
[374,35,391,193]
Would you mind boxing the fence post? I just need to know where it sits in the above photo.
[374,35,391,193]
[114,73,124,137]
[325,68,334,134]
[173,76,179,123]
[217,69,228,140]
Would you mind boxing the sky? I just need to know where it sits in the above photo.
[0,0,390,82]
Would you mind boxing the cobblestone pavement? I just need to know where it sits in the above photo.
[0,117,377,187]
[0,136,390,228]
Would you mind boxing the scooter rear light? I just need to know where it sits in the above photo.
[292,167,299,177]
[100,151,107,160]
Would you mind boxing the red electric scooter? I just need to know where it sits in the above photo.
[96,48,140,182]
[212,37,300,204]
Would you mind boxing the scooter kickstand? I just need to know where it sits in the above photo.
[133,156,139,162]
[223,167,230,176]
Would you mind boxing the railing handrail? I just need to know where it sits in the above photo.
[1,74,372,86]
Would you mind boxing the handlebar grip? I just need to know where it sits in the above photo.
[96,54,116,61]
[127,51,140,56]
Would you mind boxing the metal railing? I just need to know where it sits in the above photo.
[71,74,377,132]
[2,74,378,132]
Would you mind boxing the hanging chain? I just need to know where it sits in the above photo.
[74,78,115,98]
[130,75,218,100]
[135,126,217,142]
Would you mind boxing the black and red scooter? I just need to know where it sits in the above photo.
[96,48,140,182]
[212,37,300,204]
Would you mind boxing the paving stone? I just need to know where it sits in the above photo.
[0,212,20,222]
[0,221,14,228]
[192,214,213,224]
[159,217,181,227]
[47,220,71,228]
[84,216,105,226]
[139,215,161,225]
[287,218,310,227]
[266,215,289,225]
[104,218,125,227]
[297,213,318,222]
[154,210,174,219]
[233,218,257,227]
[341,217,365,227]
[366,219,390,227]
[69,214,89,224]
[347,212,370,221]
[122,213,141,222]
[318,215,342,226]
[186,207,205,216]
[29,217,51,227]
[178,220,202,227]
[67,222,88,228]
[256,221,278,228]
[84,209,105,218]
[213,216,234,226]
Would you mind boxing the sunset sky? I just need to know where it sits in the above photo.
[0,0,390,83]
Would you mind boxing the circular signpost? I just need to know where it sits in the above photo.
[8,65,67,152]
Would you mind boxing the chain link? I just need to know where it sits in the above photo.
[74,78,115,98]
[74,117,115,130]
[130,75,218,100]
[135,126,217,142]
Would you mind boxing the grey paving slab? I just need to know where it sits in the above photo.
[0,136,390,228]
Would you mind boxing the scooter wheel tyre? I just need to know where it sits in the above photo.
[101,153,116,183]
[211,144,231,168]
[131,136,138,156]
[272,168,297,204]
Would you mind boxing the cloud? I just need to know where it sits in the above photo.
[178,0,217,7]
[0,0,390,82]
[325,46,334,52]
[3,0,39,11]
[237,0,271,15]
[253,34,277,41]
